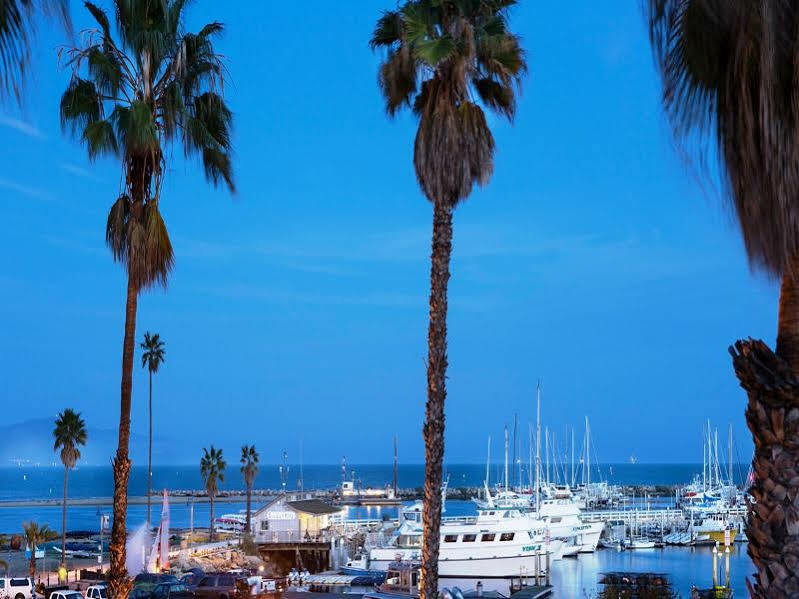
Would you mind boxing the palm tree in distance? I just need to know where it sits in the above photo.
[22,522,56,581]
[53,409,87,569]
[0,0,70,103]
[240,445,259,536]
[140,331,165,529]
[201,446,226,542]
[58,3,235,598]
[371,2,525,598]
[647,2,799,595]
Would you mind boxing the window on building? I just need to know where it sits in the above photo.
[261,520,269,530]
[443,535,458,543]
[480,534,495,542]
[500,533,515,541]
[462,534,476,542]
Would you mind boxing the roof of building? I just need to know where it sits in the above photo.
[286,499,341,515]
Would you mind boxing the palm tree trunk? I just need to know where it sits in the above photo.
[61,466,68,567]
[209,495,215,542]
[108,274,138,599]
[29,550,35,581]
[246,484,252,536]
[420,200,453,599]
[731,262,799,597]
[147,369,152,529]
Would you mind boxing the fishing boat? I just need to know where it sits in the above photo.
[214,513,247,533]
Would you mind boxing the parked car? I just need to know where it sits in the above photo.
[85,585,107,599]
[192,574,241,599]
[0,577,34,599]
[49,591,83,599]
[177,570,204,589]
[128,588,151,599]
[150,583,194,599]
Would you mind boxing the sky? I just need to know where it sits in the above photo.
[0,2,776,467]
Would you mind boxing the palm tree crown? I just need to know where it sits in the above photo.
[647,0,799,276]
[141,331,165,373]
[201,446,225,495]
[0,0,70,103]
[371,0,525,206]
[240,445,259,486]
[53,409,87,469]
[59,0,235,290]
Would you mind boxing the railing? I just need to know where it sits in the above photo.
[255,530,334,544]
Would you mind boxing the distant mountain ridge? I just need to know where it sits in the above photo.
[0,418,194,466]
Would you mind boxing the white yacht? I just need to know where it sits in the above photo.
[538,496,603,554]
[367,502,563,578]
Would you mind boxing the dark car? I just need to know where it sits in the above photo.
[192,574,241,599]
[151,583,195,599]
[129,588,152,599]
[178,569,205,589]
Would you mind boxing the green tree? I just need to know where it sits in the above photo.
[647,2,799,595]
[0,0,69,103]
[58,3,235,597]
[140,331,165,529]
[370,2,525,597]
[52,409,87,569]
[201,446,226,541]
[240,445,259,535]
[22,522,56,582]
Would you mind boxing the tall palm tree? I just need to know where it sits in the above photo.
[200,446,225,542]
[647,2,799,595]
[140,331,165,529]
[59,4,234,598]
[240,445,259,536]
[22,522,56,582]
[0,0,69,103]
[52,409,87,569]
[370,3,525,597]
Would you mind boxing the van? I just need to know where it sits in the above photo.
[0,577,33,599]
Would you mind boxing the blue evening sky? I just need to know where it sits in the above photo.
[0,2,773,465]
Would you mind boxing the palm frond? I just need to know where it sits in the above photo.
[59,77,103,136]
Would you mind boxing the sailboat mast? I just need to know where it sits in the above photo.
[486,435,491,486]
[714,427,720,489]
[586,416,591,488]
[571,428,575,488]
[545,427,550,486]
[528,424,533,491]
[535,382,541,514]
[728,423,733,486]
[504,425,509,493]
[393,435,398,498]
[512,414,518,491]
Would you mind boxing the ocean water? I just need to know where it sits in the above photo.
[0,462,747,501]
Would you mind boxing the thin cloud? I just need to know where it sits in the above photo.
[0,116,45,139]
[59,163,102,182]
[0,177,51,200]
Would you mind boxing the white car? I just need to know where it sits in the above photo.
[49,591,83,599]
[0,577,33,599]
[85,586,107,599]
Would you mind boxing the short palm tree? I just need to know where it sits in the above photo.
[647,2,799,595]
[240,445,259,535]
[201,446,225,541]
[58,4,234,597]
[0,0,69,103]
[371,2,525,597]
[53,409,87,569]
[140,331,165,529]
[22,522,56,581]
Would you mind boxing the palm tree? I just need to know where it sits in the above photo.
[200,446,225,542]
[370,3,525,597]
[0,0,69,103]
[140,331,165,529]
[22,522,56,582]
[647,2,799,595]
[240,445,259,535]
[52,409,87,569]
[58,4,234,597]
